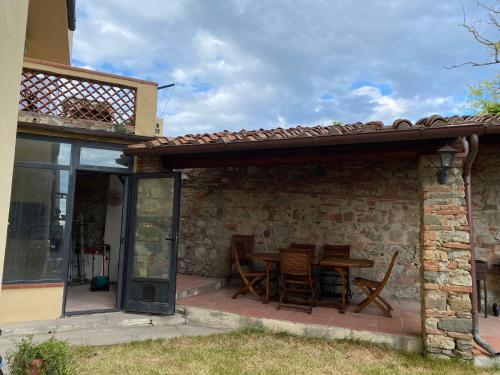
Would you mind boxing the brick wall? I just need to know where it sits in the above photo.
[471,144,500,312]
[136,155,166,172]
[179,160,421,301]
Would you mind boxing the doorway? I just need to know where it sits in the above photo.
[124,173,181,315]
[65,171,127,313]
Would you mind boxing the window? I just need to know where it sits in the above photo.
[79,147,129,169]
[4,136,131,283]
[15,138,71,165]
[3,168,69,282]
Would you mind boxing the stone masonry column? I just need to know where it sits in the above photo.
[418,154,474,360]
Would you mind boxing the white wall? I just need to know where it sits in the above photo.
[103,175,124,282]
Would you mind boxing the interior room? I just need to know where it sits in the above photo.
[65,172,125,313]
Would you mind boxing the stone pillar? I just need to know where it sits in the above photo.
[419,154,473,360]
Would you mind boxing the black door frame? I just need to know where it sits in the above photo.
[8,133,135,316]
[124,172,181,315]
[60,141,133,316]
[62,169,132,316]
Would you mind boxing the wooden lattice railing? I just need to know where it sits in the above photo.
[19,67,137,127]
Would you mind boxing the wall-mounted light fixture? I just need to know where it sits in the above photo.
[436,144,459,184]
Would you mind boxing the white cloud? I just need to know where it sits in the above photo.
[351,85,409,121]
[350,85,462,123]
[73,0,498,135]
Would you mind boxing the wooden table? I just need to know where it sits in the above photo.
[249,253,374,313]
[248,253,281,305]
[318,257,374,313]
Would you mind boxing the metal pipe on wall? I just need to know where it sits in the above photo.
[462,134,499,357]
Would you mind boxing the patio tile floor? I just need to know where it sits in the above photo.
[476,315,500,356]
[178,280,500,357]
[178,286,422,337]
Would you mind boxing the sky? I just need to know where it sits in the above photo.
[72,0,499,136]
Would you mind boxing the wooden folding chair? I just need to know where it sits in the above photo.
[319,245,351,300]
[227,235,255,286]
[353,251,399,317]
[231,243,265,301]
[278,246,315,314]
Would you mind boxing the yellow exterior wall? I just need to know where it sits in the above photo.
[0,0,29,291]
[135,82,159,137]
[0,286,64,324]
[25,0,72,64]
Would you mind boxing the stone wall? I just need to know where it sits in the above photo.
[471,144,500,312]
[419,155,473,360]
[179,160,421,301]
[73,173,110,247]
[71,173,110,281]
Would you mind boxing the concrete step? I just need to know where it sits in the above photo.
[176,278,226,300]
[178,304,422,354]
[1,312,186,338]
[474,355,500,368]
[1,275,225,339]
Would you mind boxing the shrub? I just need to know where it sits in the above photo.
[7,336,75,375]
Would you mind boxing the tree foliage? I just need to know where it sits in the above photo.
[469,73,500,114]
[450,1,500,114]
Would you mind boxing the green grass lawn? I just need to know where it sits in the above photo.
[72,329,495,375]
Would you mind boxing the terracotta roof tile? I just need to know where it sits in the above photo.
[126,114,500,152]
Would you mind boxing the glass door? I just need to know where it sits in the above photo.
[124,173,180,314]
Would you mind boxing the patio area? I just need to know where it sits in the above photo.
[140,121,500,360]
[178,285,421,337]
[177,275,500,358]
[477,315,500,357]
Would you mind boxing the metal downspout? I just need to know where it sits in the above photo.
[462,134,499,357]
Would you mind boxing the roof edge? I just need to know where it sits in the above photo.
[125,123,498,156]
[125,114,500,156]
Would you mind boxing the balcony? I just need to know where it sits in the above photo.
[19,58,158,137]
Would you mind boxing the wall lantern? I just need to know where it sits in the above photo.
[436,144,459,184]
